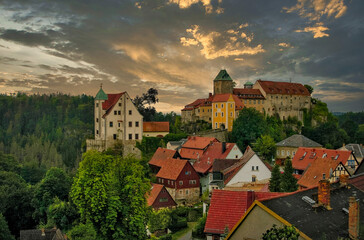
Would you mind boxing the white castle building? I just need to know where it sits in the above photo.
[86,85,143,157]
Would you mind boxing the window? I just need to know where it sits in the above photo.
[129,134,132,140]
[179,181,183,185]
[189,180,196,184]
[215,104,218,108]
[114,111,117,115]
[222,112,224,117]
[252,166,255,171]
[231,112,233,117]
[113,134,117,140]
[96,118,98,122]
[258,100,260,104]
[96,103,99,107]
[215,112,218,117]
[118,111,121,115]
[159,198,168,202]
[118,123,121,127]
[135,134,139,140]
[277,150,279,156]
[96,130,99,134]
[253,100,256,104]
[135,121,139,127]
[129,110,132,115]
[293,151,296,156]
[231,103,233,108]
[252,175,256,182]
[118,103,121,106]
[129,121,132,127]
[161,179,164,183]
[281,150,285,156]
[235,155,238,158]
[221,104,224,108]
[185,190,189,194]
[168,180,170,184]
[185,171,191,175]
[215,123,218,128]
[158,178,161,183]
[287,150,290,156]
[171,181,174,186]
[109,122,113,127]
[256,166,259,171]
[203,109,204,112]
[244,100,247,104]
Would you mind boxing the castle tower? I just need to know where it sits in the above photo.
[213,69,233,95]
[94,84,108,140]
[244,81,253,89]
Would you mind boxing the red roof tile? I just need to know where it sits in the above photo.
[297,157,341,188]
[349,174,364,192]
[102,93,125,111]
[182,136,218,150]
[181,98,207,111]
[147,183,164,206]
[257,80,310,96]
[204,190,285,234]
[143,122,170,132]
[193,142,237,174]
[179,148,205,160]
[156,158,189,180]
[292,147,351,171]
[149,147,177,167]
[233,88,265,99]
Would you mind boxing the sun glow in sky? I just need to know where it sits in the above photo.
[0,0,363,113]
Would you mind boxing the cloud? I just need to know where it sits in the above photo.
[180,25,264,59]
[295,22,329,38]
[284,0,347,38]
[168,0,223,14]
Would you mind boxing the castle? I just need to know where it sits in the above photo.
[86,85,143,157]
[181,70,311,131]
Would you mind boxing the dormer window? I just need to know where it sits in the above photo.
[335,154,339,160]
[322,153,327,158]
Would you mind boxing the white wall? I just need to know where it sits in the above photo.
[225,144,243,159]
[226,154,271,186]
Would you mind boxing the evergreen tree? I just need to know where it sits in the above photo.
[0,213,15,240]
[280,158,298,192]
[269,164,281,192]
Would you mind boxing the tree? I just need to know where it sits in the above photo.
[304,84,314,95]
[71,151,150,239]
[340,119,359,142]
[232,108,267,151]
[262,224,299,240]
[254,135,276,162]
[32,167,72,224]
[47,198,79,232]
[0,171,36,236]
[67,222,97,240]
[133,88,159,121]
[0,213,15,240]
[192,215,207,239]
[148,208,171,233]
[280,158,298,192]
[269,164,281,192]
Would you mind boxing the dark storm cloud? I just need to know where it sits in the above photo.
[0,0,363,112]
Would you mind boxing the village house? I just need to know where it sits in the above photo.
[191,141,243,193]
[297,157,352,189]
[155,158,200,204]
[291,147,358,176]
[220,147,272,188]
[276,134,322,163]
[148,147,180,173]
[226,178,364,240]
[338,143,364,163]
[20,228,66,240]
[143,121,169,137]
[146,183,177,210]
[181,69,312,129]
[204,189,284,240]
[179,136,219,161]
[86,85,143,156]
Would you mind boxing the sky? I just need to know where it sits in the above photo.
[0,0,363,113]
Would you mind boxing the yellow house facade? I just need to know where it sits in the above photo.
[212,94,243,131]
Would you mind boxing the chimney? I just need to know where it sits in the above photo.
[349,194,359,240]
[318,177,332,210]
[340,174,349,187]
[222,142,226,153]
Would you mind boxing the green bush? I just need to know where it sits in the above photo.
[159,233,172,240]
[192,216,207,239]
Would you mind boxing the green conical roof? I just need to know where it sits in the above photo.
[95,87,108,100]
[214,70,232,81]
[244,81,253,85]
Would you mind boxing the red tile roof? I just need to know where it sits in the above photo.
[149,147,177,167]
[233,88,265,99]
[147,183,164,206]
[257,80,310,96]
[204,190,285,234]
[182,136,218,150]
[297,157,341,188]
[101,92,125,118]
[156,158,189,180]
[211,94,244,111]
[143,122,170,132]
[193,142,237,174]
[292,147,351,171]
[349,174,364,192]
[179,148,205,160]
[181,98,207,111]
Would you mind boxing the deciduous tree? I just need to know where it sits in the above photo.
[254,135,276,162]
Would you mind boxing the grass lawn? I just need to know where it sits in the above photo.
[171,222,197,240]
